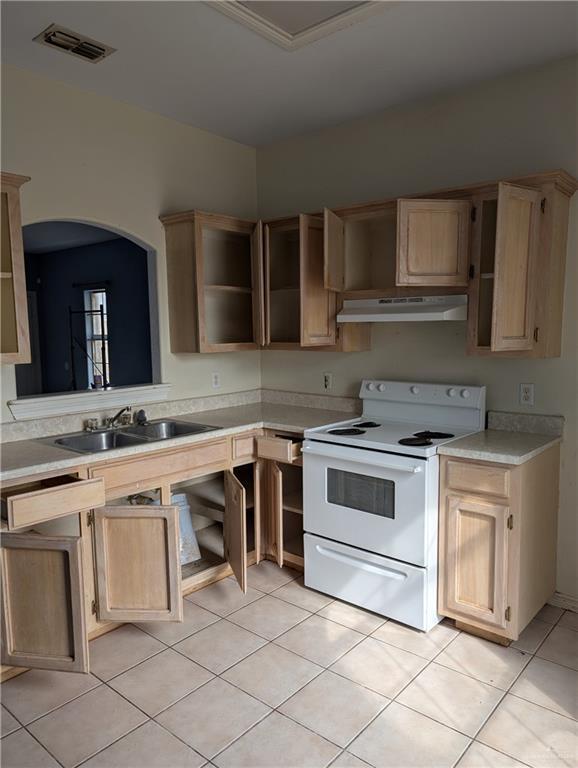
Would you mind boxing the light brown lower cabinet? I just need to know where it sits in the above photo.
[438,446,560,642]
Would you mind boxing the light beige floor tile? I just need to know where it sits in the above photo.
[214,711,340,768]
[317,601,386,635]
[1,669,100,725]
[228,594,310,640]
[478,694,578,768]
[136,600,219,645]
[512,619,553,653]
[174,618,267,674]
[222,643,323,707]
[397,662,504,737]
[108,648,213,716]
[81,721,205,768]
[536,626,578,671]
[510,657,578,719]
[280,670,388,748]
[28,685,147,768]
[1,728,60,767]
[272,578,334,612]
[275,615,364,667]
[156,678,270,759]
[436,632,530,689]
[330,636,428,698]
[372,619,459,660]
[186,579,264,616]
[89,624,165,681]
[349,702,470,768]
[559,611,578,632]
[245,561,300,593]
[331,752,372,767]
[536,604,565,624]
[458,741,528,767]
[1,705,20,738]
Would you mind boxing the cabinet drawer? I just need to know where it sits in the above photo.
[445,459,510,498]
[257,436,301,464]
[92,439,230,496]
[1,476,105,530]
[232,434,256,462]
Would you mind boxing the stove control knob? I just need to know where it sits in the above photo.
[460,388,471,399]
[410,385,420,395]
[447,388,457,397]
[366,382,375,391]
[377,383,386,392]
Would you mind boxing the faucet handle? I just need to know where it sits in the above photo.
[135,409,147,425]
[84,418,99,432]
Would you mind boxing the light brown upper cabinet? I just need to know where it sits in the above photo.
[161,210,264,352]
[1,172,31,364]
[396,199,471,286]
[264,214,336,348]
[467,174,574,357]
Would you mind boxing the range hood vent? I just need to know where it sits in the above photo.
[33,24,116,63]
[337,295,468,323]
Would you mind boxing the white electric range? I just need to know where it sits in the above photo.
[302,380,486,631]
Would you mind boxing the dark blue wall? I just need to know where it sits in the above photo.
[22,238,152,394]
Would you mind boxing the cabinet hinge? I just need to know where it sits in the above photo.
[87,510,94,526]
[533,327,540,343]
[91,599,98,615]
[540,198,546,213]
[507,514,514,530]
[505,606,511,622]
[470,206,477,223]
[336,326,341,340]
[469,264,475,280]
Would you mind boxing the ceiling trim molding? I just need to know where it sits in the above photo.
[206,1,392,51]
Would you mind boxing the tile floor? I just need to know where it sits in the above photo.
[1,561,577,768]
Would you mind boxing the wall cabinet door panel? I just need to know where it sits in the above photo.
[93,505,182,622]
[300,214,337,346]
[323,208,345,292]
[491,183,541,351]
[1,534,88,673]
[224,470,247,593]
[442,494,510,630]
[396,199,471,286]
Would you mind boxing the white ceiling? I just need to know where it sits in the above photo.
[23,222,121,254]
[2,1,576,146]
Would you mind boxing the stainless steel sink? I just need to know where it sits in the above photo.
[122,420,217,441]
[54,430,149,454]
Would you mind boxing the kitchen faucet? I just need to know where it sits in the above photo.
[106,406,132,428]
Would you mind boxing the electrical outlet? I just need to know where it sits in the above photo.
[519,383,535,406]
[323,372,333,391]
[211,372,221,389]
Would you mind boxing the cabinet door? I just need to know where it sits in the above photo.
[323,208,345,292]
[396,199,471,286]
[1,534,88,673]
[1,174,31,364]
[93,506,182,622]
[300,214,336,346]
[269,461,283,567]
[491,183,541,351]
[442,494,510,630]
[252,221,266,347]
[224,470,247,593]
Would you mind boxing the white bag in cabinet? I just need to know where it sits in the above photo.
[152,493,201,565]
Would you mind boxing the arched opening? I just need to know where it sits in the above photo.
[16,220,160,397]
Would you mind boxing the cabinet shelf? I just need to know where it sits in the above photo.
[271,286,299,292]
[205,284,252,295]
[480,273,495,280]
[283,490,303,515]
[0,272,13,279]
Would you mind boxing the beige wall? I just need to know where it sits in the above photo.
[257,56,578,598]
[0,65,260,421]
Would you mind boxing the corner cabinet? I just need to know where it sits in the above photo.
[438,447,560,642]
[1,172,31,364]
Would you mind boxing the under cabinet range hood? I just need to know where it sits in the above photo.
[337,295,468,323]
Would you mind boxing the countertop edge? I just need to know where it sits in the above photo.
[438,435,562,465]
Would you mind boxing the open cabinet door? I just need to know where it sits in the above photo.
[224,470,247,592]
[270,462,284,568]
[252,221,266,347]
[1,534,88,673]
[300,214,336,347]
[491,183,541,352]
[324,208,345,292]
[93,506,182,622]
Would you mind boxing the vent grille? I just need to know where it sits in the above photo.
[33,24,116,63]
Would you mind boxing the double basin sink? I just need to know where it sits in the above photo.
[50,420,217,455]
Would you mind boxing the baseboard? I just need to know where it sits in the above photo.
[548,592,578,612]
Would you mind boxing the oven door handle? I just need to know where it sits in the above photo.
[315,544,408,580]
[302,444,423,473]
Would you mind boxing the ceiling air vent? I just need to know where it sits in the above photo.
[33,24,116,63]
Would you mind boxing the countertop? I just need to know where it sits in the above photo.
[438,429,561,465]
[0,403,352,483]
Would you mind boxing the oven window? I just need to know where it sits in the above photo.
[327,468,395,518]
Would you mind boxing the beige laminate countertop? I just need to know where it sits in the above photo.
[0,403,353,483]
[438,429,561,465]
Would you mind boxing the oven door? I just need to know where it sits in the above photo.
[303,439,436,566]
